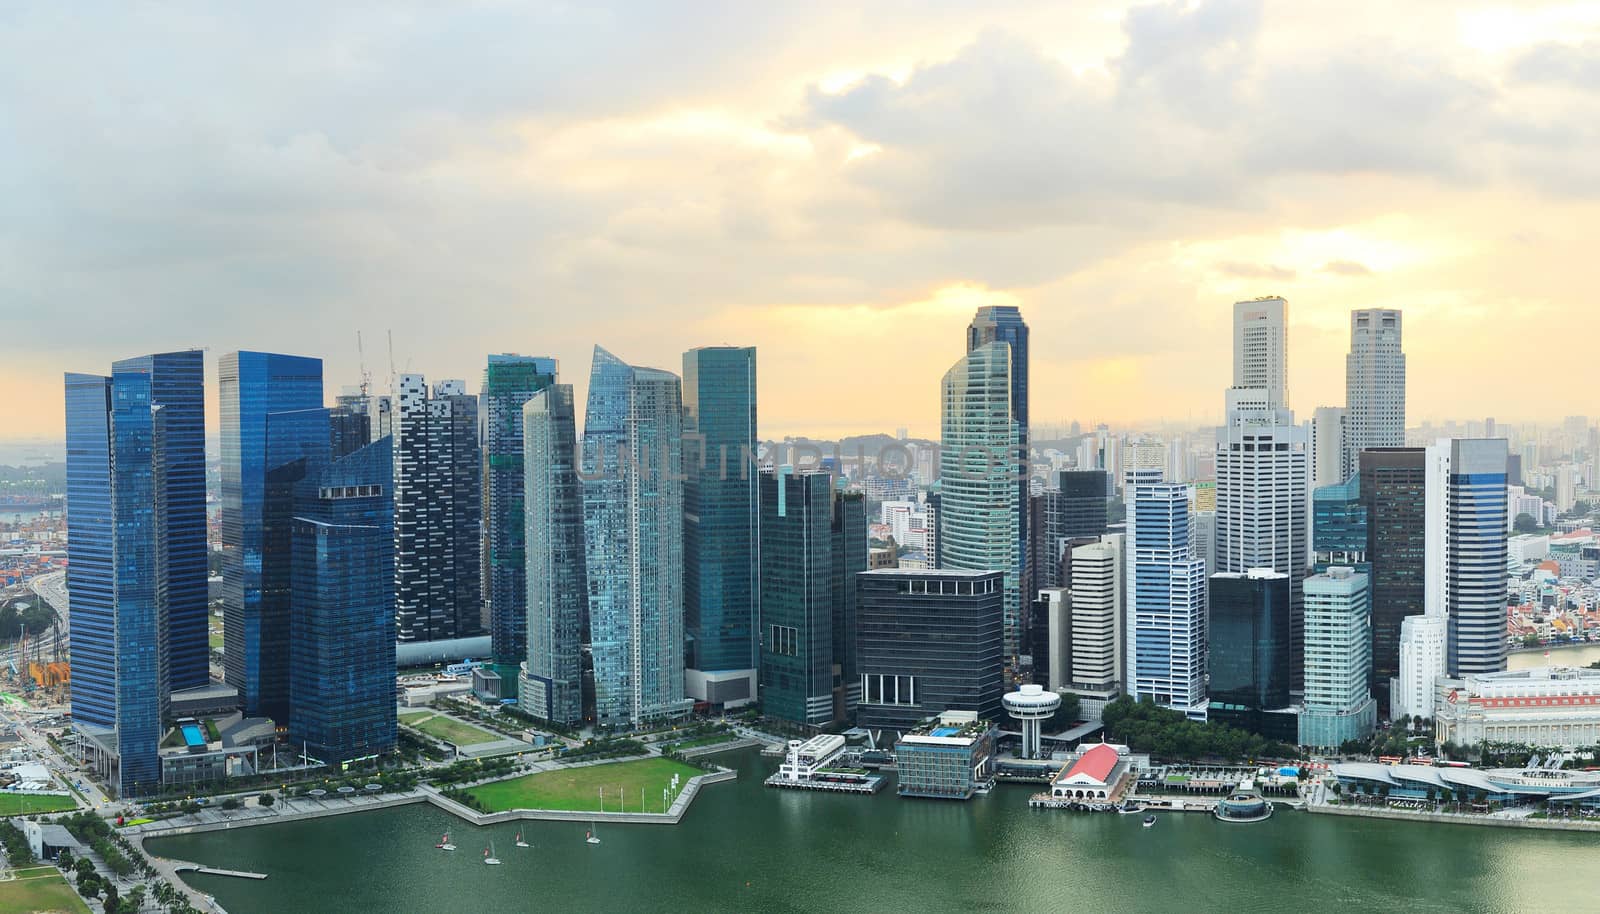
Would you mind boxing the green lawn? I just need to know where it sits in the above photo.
[460,757,703,813]
[665,732,738,752]
[0,866,91,914]
[207,628,223,650]
[401,712,501,747]
[0,793,76,816]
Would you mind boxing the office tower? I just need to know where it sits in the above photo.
[1507,453,1524,487]
[1032,470,1110,592]
[855,569,1004,740]
[1344,309,1405,476]
[1309,406,1347,489]
[519,385,587,727]
[831,490,868,719]
[1394,614,1446,720]
[939,341,1022,666]
[1068,534,1123,698]
[481,354,559,693]
[1029,493,1062,590]
[1125,481,1208,718]
[583,346,689,727]
[1191,507,1216,581]
[329,389,373,460]
[758,470,837,727]
[288,437,397,764]
[1299,566,1377,748]
[1216,394,1308,691]
[221,352,327,722]
[65,352,208,796]
[1312,476,1369,575]
[967,306,1030,627]
[1208,570,1295,740]
[1032,588,1069,691]
[1233,297,1289,410]
[1125,438,1166,483]
[682,346,759,708]
[1361,448,1427,707]
[1427,439,1509,676]
[393,374,482,642]
[1556,464,1578,514]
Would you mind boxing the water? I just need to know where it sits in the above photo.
[1509,643,1600,670]
[149,749,1599,913]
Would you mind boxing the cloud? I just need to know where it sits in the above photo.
[1319,260,1373,276]
[1217,262,1297,280]
[1511,41,1600,88]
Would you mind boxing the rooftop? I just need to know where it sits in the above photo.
[1056,743,1121,786]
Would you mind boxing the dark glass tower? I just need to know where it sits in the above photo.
[855,569,1004,739]
[220,351,326,721]
[65,374,116,732]
[1360,447,1427,708]
[481,355,559,690]
[1032,470,1110,589]
[682,347,759,705]
[1312,475,1369,577]
[289,437,397,764]
[520,385,587,727]
[1207,570,1295,740]
[830,490,867,720]
[758,470,836,727]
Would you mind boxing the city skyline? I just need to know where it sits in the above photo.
[7,1,1600,441]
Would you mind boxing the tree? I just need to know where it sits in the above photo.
[258,792,275,807]
[1515,513,1539,533]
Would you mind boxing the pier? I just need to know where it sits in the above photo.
[763,773,885,794]
[171,862,269,880]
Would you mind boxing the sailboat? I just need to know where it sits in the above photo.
[515,829,530,848]
[585,822,601,845]
[484,841,502,865]
[436,833,456,851]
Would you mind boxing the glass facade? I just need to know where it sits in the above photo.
[1207,571,1293,736]
[289,437,397,764]
[1127,482,1208,716]
[895,729,996,800]
[220,351,325,720]
[830,490,867,718]
[939,342,1021,665]
[1312,474,1369,576]
[855,570,1004,736]
[1360,447,1426,707]
[1444,439,1509,676]
[521,385,586,727]
[582,347,688,727]
[65,373,116,731]
[482,355,558,687]
[759,470,835,726]
[1300,568,1377,749]
[682,347,758,679]
[967,307,1029,636]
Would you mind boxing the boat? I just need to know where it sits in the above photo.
[1117,801,1144,815]
[1142,815,1157,828]
[515,829,530,848]
[586,822,601,846]
[484,841,502,866]
[436,833,456,851]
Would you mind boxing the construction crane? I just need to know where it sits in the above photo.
[357,330,372,398]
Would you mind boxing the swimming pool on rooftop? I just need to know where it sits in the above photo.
[180,723,206,747]
[930,727,960,738]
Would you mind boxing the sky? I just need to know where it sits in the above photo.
[3,0,1598,442]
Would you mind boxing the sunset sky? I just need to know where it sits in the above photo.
[3,1,1598,442]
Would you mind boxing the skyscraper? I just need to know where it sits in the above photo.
[220,351,326,721]
[1032,470,1109,590]
[967,306,1030,615]
[1312,475,1369,576]
[583,347,689,728]
[1207,570,1295,740]
[830,490,868,719]
[65,350,206,797]
[682,346,759,708]
[1232,297,1289,410]
[481,354,559,693]
[1125,481,1208,718]
[1309,406,1347,490]
[1344,309,1405,477]
[519,385,587,727]
[1427,438,1509,677]
[1067,534,1123,699]
[939,341,1021,666]
[1361,447,1427,708]
[758,469,836,727]
[1299,566,1377,749]
[288,437,397,764]
[393,374,482,642]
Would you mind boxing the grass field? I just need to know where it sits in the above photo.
[664,732,738,752]
[207,628,223,650]
[0,793,76,816]
[460,757,703,814]
[0,866,91,914]
[400,712,501,747]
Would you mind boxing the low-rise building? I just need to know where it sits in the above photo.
[1435,666,1600,750]
[1049,742,1134,804]
[773,734,846,783]
[894,712,996,800]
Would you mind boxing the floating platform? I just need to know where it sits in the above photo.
[764,774,886,794]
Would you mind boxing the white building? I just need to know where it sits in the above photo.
[1068,534,1123,701]
[1309,406,1347,490]
[1394,614,1447,721]
[1233,297,1289,411]
[1344,309,1405,478]
[1508,534,1551,567]
[1435,667,1600,751]
[773,734,846,783]
[1300,566,1377,748]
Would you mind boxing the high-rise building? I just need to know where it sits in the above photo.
[1344,309,1405,477]
[682,346,759,708]
[481,354,559,694]
[967,306,1030,627]
[855,569,1004,740]
[758,470,840,727]
[1394,614,1446,720]
[830,490,868,720]
[939,341,1021,666]
[1309,406,1347,490]
[1068,534,1123,699]
[1032,588,1069,692]
[1032,470,1110,591]
[1207,570,1295,741]
[1427,439,1509,677]
[288,437,397,764]
[583,347,689,727]
[1312,475,1369,576]
[519,385,587,727]
[329,388,373,460]
[1299,566,1377,749]
[393,374,482,642]
[1233,297,1289,410]
[1125,481,1208,718]
[1361,448,1427,708]
[66,352,205,796]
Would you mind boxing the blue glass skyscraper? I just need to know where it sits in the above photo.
[682,346,758,707]
[520,385,587,727]
[220,351,325,721]
[65,374,116,732]
[1312,474,1369,577]
[289,437,397,764]
[967,307,1030,643]
[583,346,689,728]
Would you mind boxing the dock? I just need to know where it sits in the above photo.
[170,861,269,880]
[764,773,886,794]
